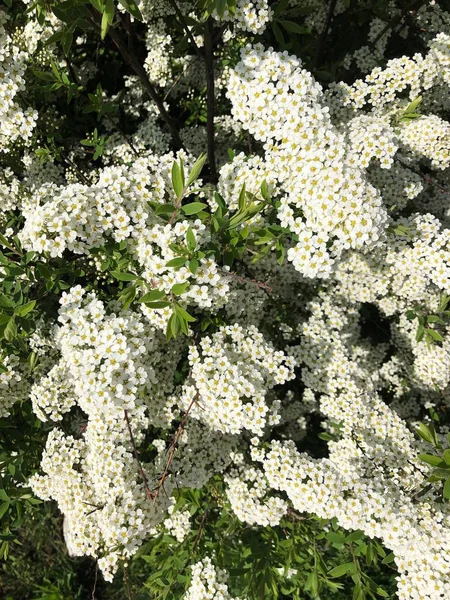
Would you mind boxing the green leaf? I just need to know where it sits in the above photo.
[15,301,36,317]
[326,531,346,545]
[110,271,138,281]
[419,454,445,467]
[443,449,450,466]
[444,476,450,500]
[61,29,73,55]
[328,562,355,578]
[186,228,196,252]
[3,319,16,342]
[101,0,115,39]
[117,0,143,20]
[426,328,444,343]
[119,284,136,310]
[187,154,207,187]
[142,301,170,309]
[171,282,190,296]
[155,203,177,216]
[416,422,439,447]
[189,259,199,275]
[216,0,227,18]
[172,161,184,199]
[238,183,246,212]
[0,503,9,519]
[166,257,187,268]
[181,203,208,216]
[0,294,14,308]
[140,290,166,303]
[382,552,395,565]
[174,304,196,323]
[171,312,181,336]
[405,95,422,114]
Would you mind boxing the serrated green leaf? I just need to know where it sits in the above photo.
[326,531,346,544]
[278,19,308,33]
[416,422,439,447]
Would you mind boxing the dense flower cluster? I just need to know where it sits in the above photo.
[3,1,450,598]
[180,324,295,435]
[0,10,37,150]
[184,557,238,600]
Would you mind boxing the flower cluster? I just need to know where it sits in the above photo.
[213,0,272,34]
[184,557,238,600]
[227,44,390,278]
[180,324,295,435]
[0,10,37,150]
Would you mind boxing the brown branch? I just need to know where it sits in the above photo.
[224,270,273,293]
[152,394,199,503]
[123,565,133,600]
[192,508,209,551]
[167,0,203,59]
[204,17,217,182]
[89,8,183,149]
[124,409,155,501]
[91,560,98,600]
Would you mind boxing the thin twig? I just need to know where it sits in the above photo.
[192,508,209,551]
[224,270,273,293]
[167,0,203,58]
[91,560,98,600]
[164,57,200,101]
[124,409,155,501]
[123,565,133,600]
[152,394,199,502]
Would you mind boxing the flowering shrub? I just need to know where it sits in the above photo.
[1,0,450,599]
